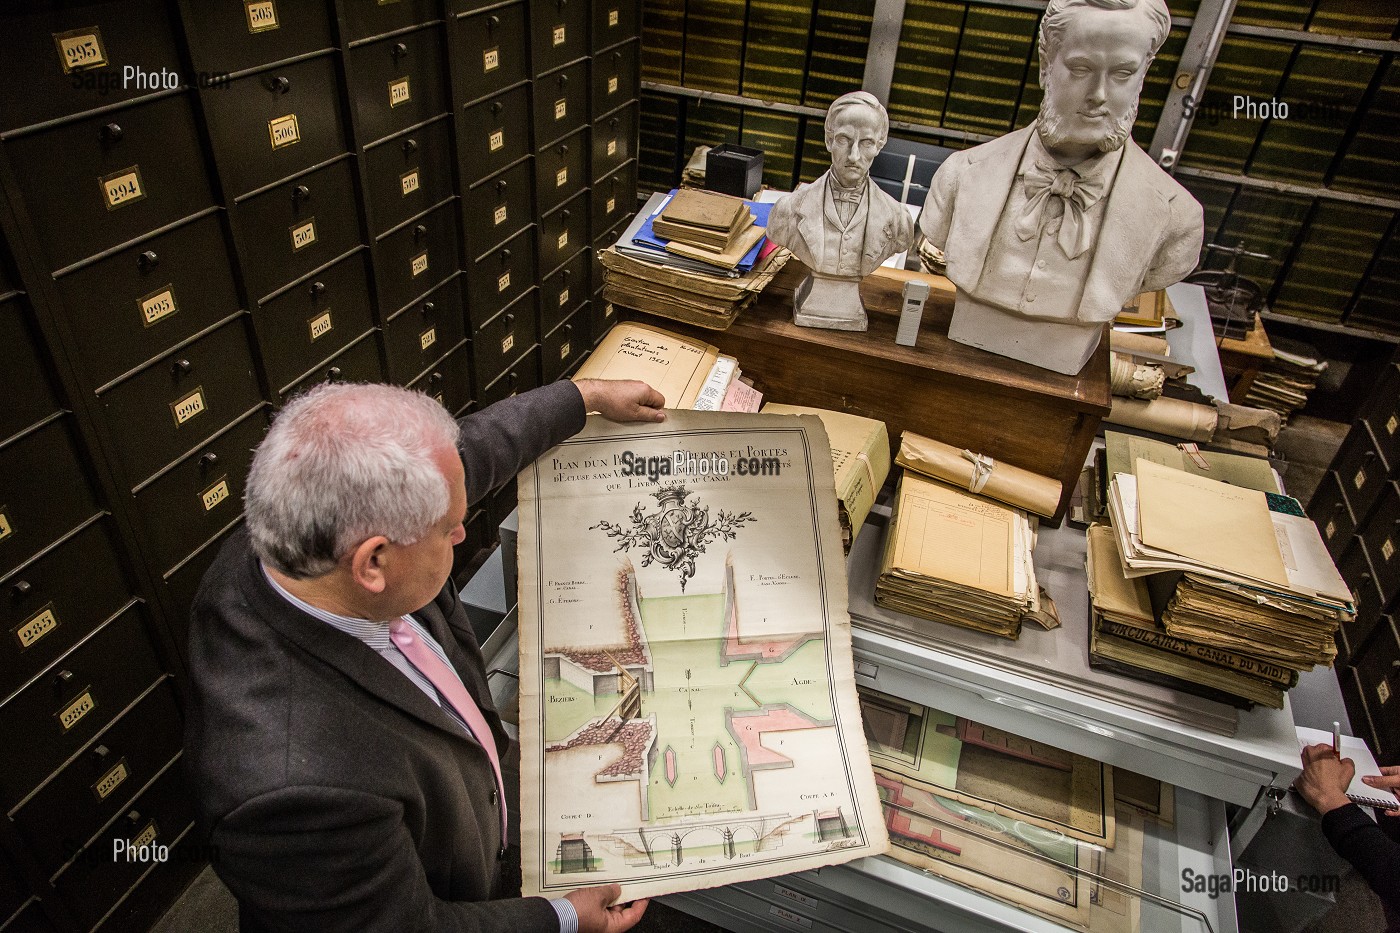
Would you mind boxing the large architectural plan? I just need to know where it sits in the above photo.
[518,412,888,900]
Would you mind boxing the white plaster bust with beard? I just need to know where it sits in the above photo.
[917,0,1203,375]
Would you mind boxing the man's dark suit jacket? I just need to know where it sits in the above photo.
[185,381,585,933]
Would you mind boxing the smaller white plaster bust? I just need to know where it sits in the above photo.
[767,92,916,331]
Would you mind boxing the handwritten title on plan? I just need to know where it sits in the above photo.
[550,446,792,490]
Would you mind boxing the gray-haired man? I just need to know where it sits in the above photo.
[186,378,662,933]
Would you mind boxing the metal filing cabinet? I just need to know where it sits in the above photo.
[0,1,642,926]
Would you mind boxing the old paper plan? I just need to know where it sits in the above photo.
[518,412,888,900]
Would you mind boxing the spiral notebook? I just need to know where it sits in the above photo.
[1297,726,1400,809]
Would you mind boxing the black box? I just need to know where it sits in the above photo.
[705,144,764,199]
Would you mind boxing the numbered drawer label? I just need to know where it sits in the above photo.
[768,906,811,929]
[290,218,318,251]
[0,510,11,541]
[246,0,279,32]
[497,271,511,293]
[1389,414,1398,436]
[1384,538,1395,562]
[608,76,618,95]
[604,302,614,318]
[411,252,429,277]
[389,76,411,108]
[101,167,146,211]
[308,310,333,342]
[202,477,231,512]
[57,691,96,733]
[554,98,567,121]
[483,48,499,73]
[501,332,515,355]
[556,167,568,187]
[489,130,504,152]
[494,204,508,226]
[171,387,207,427]
[1380,681,1393,705]
[608,9,619,26]
[14,606,60,651]
[55,27,107,73]
[558,288,570,307]
[93,759,129,801]
[420,327,437,351]
[400,169,420,197]
[552,25,566,46]
[131,820,158,850]
[606,197,616,214]
[140,286,179,327]
[773,884,819,908]
[557,230,569,251]
[1354,467,1367,491]
[269,114,301,149]
[560,341,570,360]
[607,139,617,157]
[1325,519,1336,540]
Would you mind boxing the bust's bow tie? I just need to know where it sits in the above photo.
[1015,162,1105,259]
[829,183,864,204]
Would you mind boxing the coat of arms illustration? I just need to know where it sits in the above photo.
[591,484,755,591]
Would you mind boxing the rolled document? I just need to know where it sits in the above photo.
[1106,396,1218,442]
[895,432,1062,518]
[1109,352,1165,399]
[1110,331,1171,356]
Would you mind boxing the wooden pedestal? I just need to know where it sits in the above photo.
[619,265,1112,524]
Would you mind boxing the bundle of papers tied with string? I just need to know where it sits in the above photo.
[875,472,1040,639]
[1105,457,1351,677]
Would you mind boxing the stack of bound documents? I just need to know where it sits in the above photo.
[1096,447,1351,707]
[875,472,1042,639]
[625,189,772,275]
[572,322,762,412]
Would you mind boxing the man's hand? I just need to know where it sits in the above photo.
[576,379,666,423]
[563,884,648,933]
[1295,743,1356,816]
[1362,765,1400,816]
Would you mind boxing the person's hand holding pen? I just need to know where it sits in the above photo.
[1296,743,1356,816]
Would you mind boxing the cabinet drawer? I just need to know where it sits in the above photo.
[465,226,536,328]
[1356,615,1400,738]
[376,200,459,314]
[1,519,132,705]
[0,296,61,444]
[537,192,589,279]
[452,2,529,106]
[96,319,261,487]
[460,84,532,186]
[472,292,538,389]
[591,39,639,117]
[592,0,639,51]
[256,252,376,393]
[347,26,449,146]
[462,157,533,263]
[540,247,588,334]
[180,0,335,74]
[233,157,360,303]
[591,102,636,181]
[0,418,102,579]
[15,680,183,875]
[593,196,632,249]
[1334,421,1392,524]
[56,213,242,390]
[530,0,589,77]
[162,519,243,661]
[478,346,540,407]
[363,116,455,238]
[53,760,196,932]
[1339,536,1386,664]
[7,94,214,273]
[1362,481,1400,607]
[534,127,588,215]
[0,604,163,808]
[384,275,468,383]
[278,330,385,403]
[533,59,589,149]
[408,339,474,416]
[542,309,586,383]
[341,0,439,43]
[203,54,348,198]
[1365,411,1400,478]
[0,0,182,133]
[1307,470,1357,561]
[588,292,617,344]
[591,159,635,234]
[131,408,266,575]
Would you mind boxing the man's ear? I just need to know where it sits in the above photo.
[348,536,392,594]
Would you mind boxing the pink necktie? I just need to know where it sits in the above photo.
[389,619,507,840]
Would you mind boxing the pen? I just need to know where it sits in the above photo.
[1333,721,1342,755]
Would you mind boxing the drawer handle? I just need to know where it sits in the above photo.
[609,118,619,131]
[496,179,508,195]
[613,51,622,64]
[505,313,515,326]
[430,371,443,385]
[53,669,74,690]
[508,372,518,389]
[268,75,291,94]
[393,41,410,60]
[500,248,511,261]
[562,268,571,281]
[172,358,193,377]
[125,809,142,828]
[491,101,503,117]
[326,366,342,382]
[93,744,111,761]
[488,14,500,28]
[99,122,123,144]
[557,74,568,88]
[1365,451,1378,460]
[414,224,428,242]
[293,184,312,206]
[420,300,435,315]
[199,452,219,471]
[11,580,32,598]
[403,138,418,154]
[561,209,570,222]
[1362,571,1373,583]
[557,144,568,156]
[138,250,159,272]
[564,324,572,338]
[309,281,326,299]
